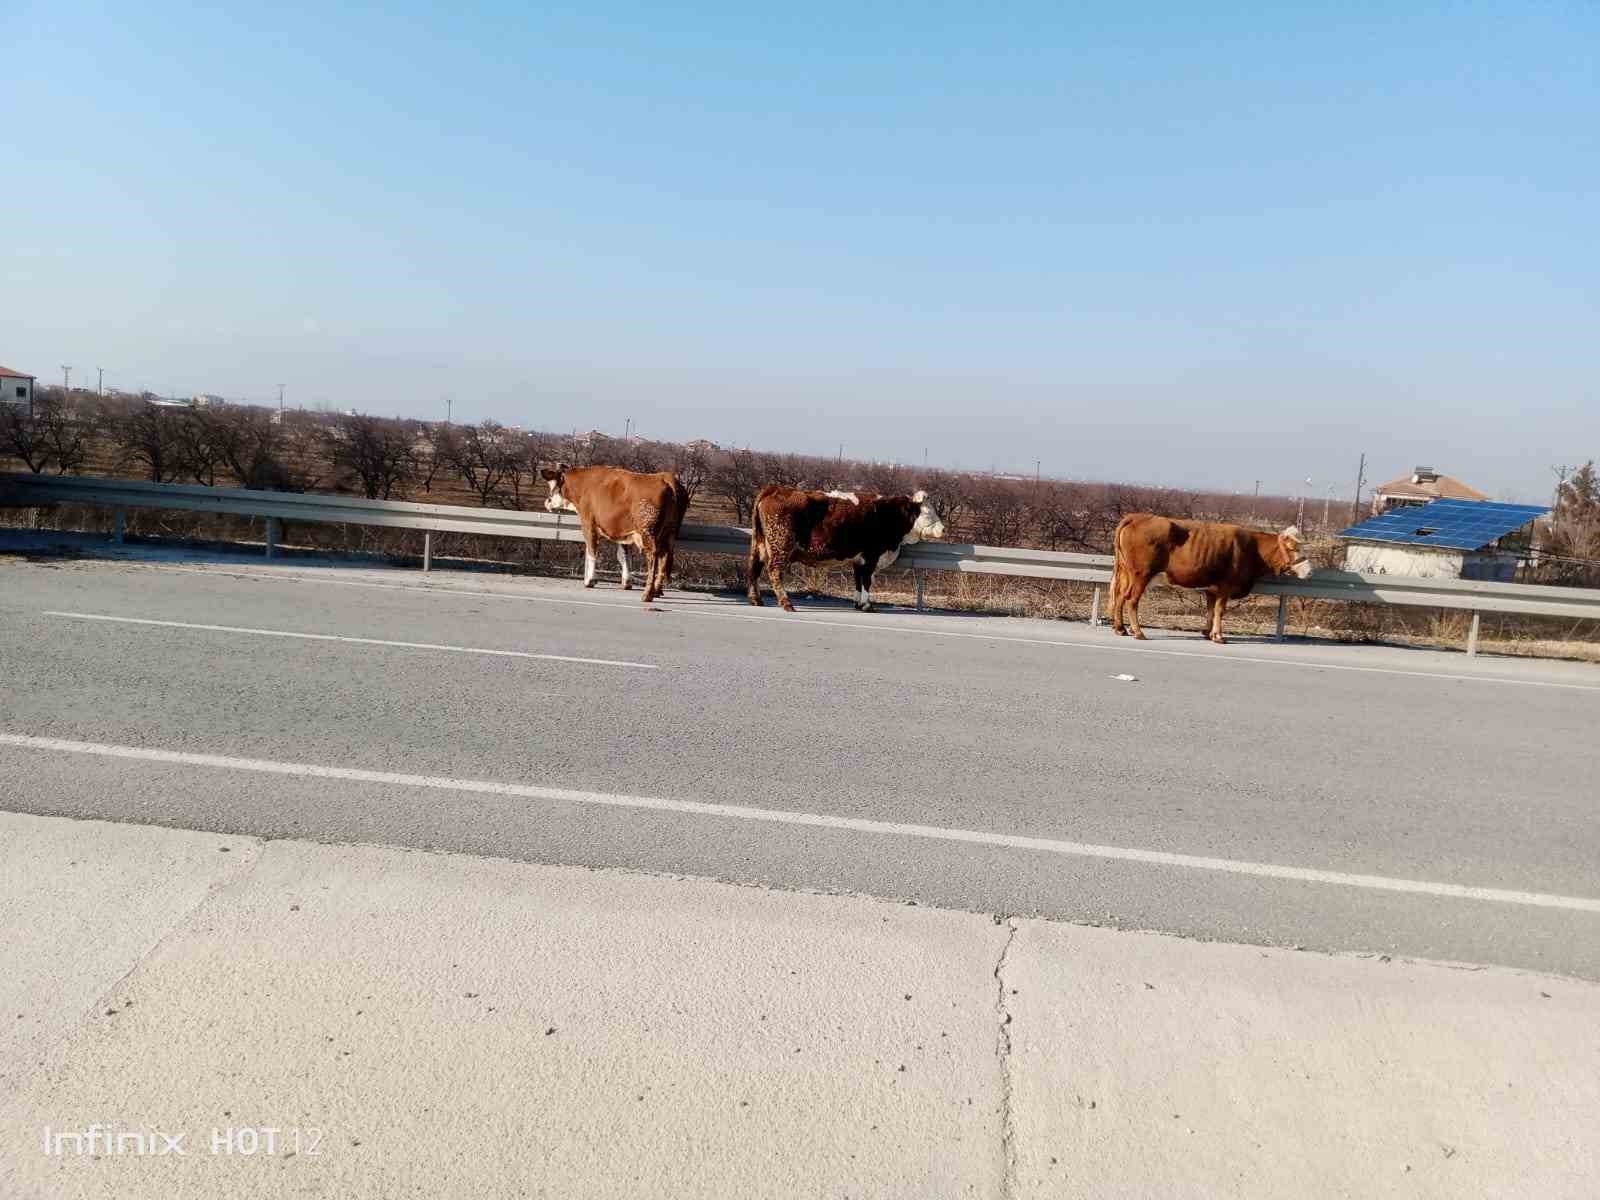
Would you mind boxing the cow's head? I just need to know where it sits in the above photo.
[1276,525,1313,579]
[540,463,576,513]
[902,490,946,543]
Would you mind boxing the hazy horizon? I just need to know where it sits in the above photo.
[5,2,1595,504]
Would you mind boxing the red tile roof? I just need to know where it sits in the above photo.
[0,366,34,380]
[1373,473,1489,502]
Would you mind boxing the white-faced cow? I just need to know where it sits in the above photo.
[747,486,946,612]
[1110,513,1312,643]
[541,464,688,604]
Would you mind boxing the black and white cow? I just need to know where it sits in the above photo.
[746,486,946,612]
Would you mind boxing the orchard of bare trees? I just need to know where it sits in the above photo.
[7,391,1590,570]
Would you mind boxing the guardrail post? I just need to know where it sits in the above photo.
[1090,586,1101,627]
[1275,595,1288,641]
[915,569,925,611]
[1468,610,1480,656]
[112,508,125,544]
[423,531,433,573]
[265,518,278,559]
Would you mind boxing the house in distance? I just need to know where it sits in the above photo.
[0,365,35,410]
[1369,466,1489,514]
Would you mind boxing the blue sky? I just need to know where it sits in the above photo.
[3,1,1595,501]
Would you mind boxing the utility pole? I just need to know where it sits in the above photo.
[1035,459,1041,486]
[61,365,71,399]
[1350,452,1367,524]
[96,366,104,395]
[445,396,453,426]
[278,384,286,420]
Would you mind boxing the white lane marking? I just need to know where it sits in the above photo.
[44,611,657,670]
[154,565,1600,694]
[3,732,1597,915]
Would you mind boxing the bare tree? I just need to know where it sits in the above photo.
[324,413,420,500]
[109,403,189,482]
[446,421,523,507]
[415,422,459,494]
[38,399,90,475]
[1541,460,1600,585]
[1027,481,1096,551]
[708,449,768,524]
[965,476,1029,546]
[1,403,56,472]
[275,412,331,492]
[172,410,227,485]
[854,462,914,496]
[671,442,713,510]
[189,406,294,489]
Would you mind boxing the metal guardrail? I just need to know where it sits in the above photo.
[6,471,1600,654]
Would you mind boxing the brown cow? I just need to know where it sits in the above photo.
[1110,514,1311,643]
[747,486,946,612]
[541,464,688,603]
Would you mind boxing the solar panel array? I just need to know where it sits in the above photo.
[1339,499,1548,550]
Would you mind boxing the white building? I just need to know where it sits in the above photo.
[0,365,36,409]
[1340,499,1547,582]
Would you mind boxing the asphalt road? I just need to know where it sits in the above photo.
[4,546,1600,978]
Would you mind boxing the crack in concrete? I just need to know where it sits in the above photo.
[993,915,1021,1199]
[90,834,266,1017]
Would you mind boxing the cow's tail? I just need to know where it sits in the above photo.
[1110,515,1135,599]
[671,479,690,536]
[746,499,766,598]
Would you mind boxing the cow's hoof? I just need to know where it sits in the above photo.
[583,581,597,589]
[1112,626,1126,636]
[1210,635,1227,645]
[1132,631,1147,641]
[780,601,796,613]
[621,581,633,591]
[748,595,763,607]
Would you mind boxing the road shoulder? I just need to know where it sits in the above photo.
[1,812,1595,1199]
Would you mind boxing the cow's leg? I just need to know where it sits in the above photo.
[1109,562,1127,634]
[766,556,796,612]
[636,532,660,603]
[853,560,876,612]
[658,540,675,596]
[1124,573,1151,640]
[650,520,676,599]
[616,543,632,590]
[580,521,599,588]
[746,534,765,606]
[1207,590,1228,644]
